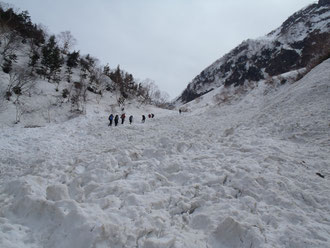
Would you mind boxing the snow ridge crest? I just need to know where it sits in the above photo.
[177,2,330,104]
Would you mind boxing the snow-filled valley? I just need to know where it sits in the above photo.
[0,59,330,248]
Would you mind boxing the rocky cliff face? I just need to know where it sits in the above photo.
[319,0,330,6]
[176,2,330,104]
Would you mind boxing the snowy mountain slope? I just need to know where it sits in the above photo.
[176,0,330,104]
[0,69,136,128]
[0,50,166,128]
[0,53,329,248]
[0,6,169,128]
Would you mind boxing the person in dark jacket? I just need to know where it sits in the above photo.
[129,115,133,124]
[121,113,126,124]
[142,115,146,123]
[114,115,119,126]
[151,113,154,118]
[108,114,114,126]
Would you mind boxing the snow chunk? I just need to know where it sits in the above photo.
[208,217,262,248]
[46,184,70,201]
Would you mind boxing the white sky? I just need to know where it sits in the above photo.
[7,0,316,98]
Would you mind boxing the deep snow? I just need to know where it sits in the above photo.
[0,59,330,247]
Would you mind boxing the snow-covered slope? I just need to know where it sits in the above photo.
[0,69,131,128]
[1,51,329,248]
[176,0,330,104]
[0,6,163,128]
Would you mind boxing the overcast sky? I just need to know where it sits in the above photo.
[8,0,315,98]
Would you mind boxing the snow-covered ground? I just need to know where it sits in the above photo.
[0,59,329,247]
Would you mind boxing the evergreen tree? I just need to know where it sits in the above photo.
[66,50,79,82]
[103,63,110,76]
[79,55,92,79]
[28,50,39,71]
[110,65,123,85]
[0,7,45,46]
[85,54,95,71]
[40,35,63,81]
[66,50,80,68]
[110,65,126,96]
[124,72,135,95]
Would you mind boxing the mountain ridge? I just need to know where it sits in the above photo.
[176,0,330,104]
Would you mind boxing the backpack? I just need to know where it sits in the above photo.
[109,114,113,120]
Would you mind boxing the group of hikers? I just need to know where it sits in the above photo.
[108,113,155,126]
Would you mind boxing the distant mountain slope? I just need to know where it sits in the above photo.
[177,0,330,104]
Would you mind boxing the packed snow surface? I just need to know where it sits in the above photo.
[0,60,330,247]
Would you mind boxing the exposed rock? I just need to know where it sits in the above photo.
[319,0,330,6]
[176,3,330,104]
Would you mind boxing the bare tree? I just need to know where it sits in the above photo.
[89,65,114,103]
[158,91,170,106]
[140,78,169,106]
[6,66,36,100]
[69,75,88,114]
[140,78,156,104]
[42,98,57,123]
[56,31,77,54]
[13,97,28,123]
[4,67,36,123]
[0,30,21,66]
[0,80,6,112]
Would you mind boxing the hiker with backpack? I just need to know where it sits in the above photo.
[114,115,119,126]
[129,115,133,124]
[108,114,114,126]
[121,113,126,124]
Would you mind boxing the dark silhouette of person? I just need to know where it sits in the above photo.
[151,113,154,118]
[121,113,126,124]
[142,115,146,123]
[129,115,133,124]
[108,114,114,126]
[114,115,119,126]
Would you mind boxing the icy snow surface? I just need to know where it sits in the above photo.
[0,60,330,247]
